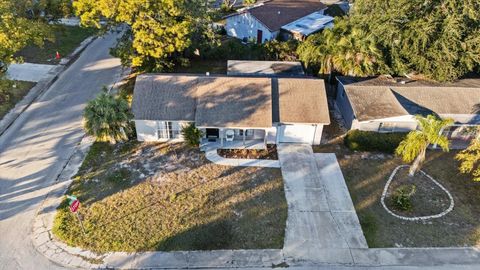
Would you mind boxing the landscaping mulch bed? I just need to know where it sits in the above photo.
[384,167,451,218]
[217,144,278,160]
[53,142,287,252]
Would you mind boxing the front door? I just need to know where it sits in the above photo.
[256,30,263,44]
[206,128,219,140]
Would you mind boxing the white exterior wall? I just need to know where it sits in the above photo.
[352,114,480,133]
[352,115,418,132]
[225,13,276,43]
[335,82,356,129]
[135,120,191,142]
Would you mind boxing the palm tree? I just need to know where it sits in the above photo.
[395,115,453,176]
[83,91,133,144]
[456,129,480,181]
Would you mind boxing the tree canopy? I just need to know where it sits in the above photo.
[0,0,52,64]
[298,0,480,82]
[74,0,215,71]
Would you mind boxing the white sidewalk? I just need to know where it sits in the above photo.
[6,63,57,82]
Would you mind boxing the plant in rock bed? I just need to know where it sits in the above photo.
[391,184,416,211]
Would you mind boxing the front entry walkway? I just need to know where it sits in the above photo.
[277,143,367,263]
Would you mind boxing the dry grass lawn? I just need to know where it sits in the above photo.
[53,142,287,252]
[0,80,35,120]
[315,140,480,248]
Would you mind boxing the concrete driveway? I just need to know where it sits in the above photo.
[6,63,57,82]
[0,32,122,270]
[277,143,367,264]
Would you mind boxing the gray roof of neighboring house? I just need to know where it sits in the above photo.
[132,74,330,127]
[338,76,480,121]
[227,60,305,77]
[132,75,198,121]
[229,0,327,32]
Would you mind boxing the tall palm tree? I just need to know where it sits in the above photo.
[395,115,453,176]
[83,91,133,144]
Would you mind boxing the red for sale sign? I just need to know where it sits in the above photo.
[69,199,80,213]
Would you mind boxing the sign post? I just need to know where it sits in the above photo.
[67,195,86,235]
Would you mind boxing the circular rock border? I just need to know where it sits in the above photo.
[381,165,454,221]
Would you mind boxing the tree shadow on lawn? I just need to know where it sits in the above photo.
[54,141,287,252]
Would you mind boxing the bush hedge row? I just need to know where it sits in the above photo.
[344,130,407,153]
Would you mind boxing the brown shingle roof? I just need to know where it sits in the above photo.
[195,77,272,128]
[132,75,198,121]
[277,78,330,124]
[248,0,327,31]
[132,74,330,127]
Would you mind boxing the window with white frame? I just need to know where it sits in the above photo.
[157,121,181,139]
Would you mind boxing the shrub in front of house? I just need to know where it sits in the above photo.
[181,123,203,147]
[344,130,407,153]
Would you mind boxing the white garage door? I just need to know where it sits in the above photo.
[278,124,316,144]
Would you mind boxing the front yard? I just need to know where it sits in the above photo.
[16,25,97,64]
[315,140,480,248]
[0,80,35,120]
[53,142,287,252]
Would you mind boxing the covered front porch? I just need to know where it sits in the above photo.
[200,128,267,150]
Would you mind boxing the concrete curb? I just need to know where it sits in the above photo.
[0,35,97,137]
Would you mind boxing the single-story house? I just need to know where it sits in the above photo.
[132,74,330,149]
[225,0,327,43]
[227,60,305,77]
[336,76,480,147]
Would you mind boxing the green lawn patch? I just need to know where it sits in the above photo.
[53,142,287,252]
[16,25,97,64]
[0,80,35,120]
[315,142,480,247]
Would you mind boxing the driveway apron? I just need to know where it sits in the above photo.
[277,143,367,264]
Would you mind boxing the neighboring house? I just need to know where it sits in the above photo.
[132,74,330,149]
[336,76,480,148]
[227,60,305,77]
[225,0,328,43]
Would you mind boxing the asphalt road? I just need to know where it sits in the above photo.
[0,32,122,270]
